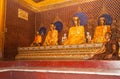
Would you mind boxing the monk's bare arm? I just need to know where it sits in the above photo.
[112,44,117,54]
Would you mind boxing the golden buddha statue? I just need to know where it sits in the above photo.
[43,23,58,46]
[63,17,85,45]
[92,17,111,43]
[31,32,42,46]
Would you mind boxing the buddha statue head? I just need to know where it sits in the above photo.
[73,16,80,26]
[99,17,106,26]
[36,31,40,35]
[50,23,56,31]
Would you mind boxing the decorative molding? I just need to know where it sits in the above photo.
[38,0,97,12]
[19,0,97,12]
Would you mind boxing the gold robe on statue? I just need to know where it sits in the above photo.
[93,25,111,43]
[44,30,58,46]
[63,26,85,45]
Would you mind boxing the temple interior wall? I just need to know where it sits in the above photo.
[3,0,120,60]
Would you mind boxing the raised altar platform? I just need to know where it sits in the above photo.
[16,43,120,60]
[16,43,102,60]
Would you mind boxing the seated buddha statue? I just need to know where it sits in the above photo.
[63,17,85,45]
[43,23,58,46]
[31,32,42,46]
[92,17,111,43]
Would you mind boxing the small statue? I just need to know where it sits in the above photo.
[86,32,92,43]
[62,33,67,43]
[31,32,42,46]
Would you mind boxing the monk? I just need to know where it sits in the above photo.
[63,17,85,45]
[43,23,58,46]
[91,32,120,60]
[31,32,42,46]
[92,17,111,43]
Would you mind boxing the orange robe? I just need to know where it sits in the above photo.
[33,35,42,44]
[93,25,111,43]
[44,30,58,46]
[63,26,85,45]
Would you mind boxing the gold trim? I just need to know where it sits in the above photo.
[19,0,97,12]
[37,0,97,12]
